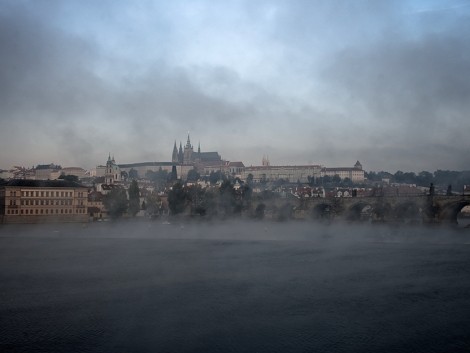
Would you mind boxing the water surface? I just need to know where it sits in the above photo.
[1,221,470,352]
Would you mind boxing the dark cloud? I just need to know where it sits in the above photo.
[1,1,469,172]
[322,17,470,171]
[0,2,263,167]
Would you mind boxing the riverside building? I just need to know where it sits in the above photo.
[0,179,88,224]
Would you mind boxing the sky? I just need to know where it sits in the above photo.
[1,0,469,172]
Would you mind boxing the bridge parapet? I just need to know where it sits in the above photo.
[303,194,470,223]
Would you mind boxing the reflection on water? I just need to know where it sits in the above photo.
[457,215,470,228]
[1,222,470,353]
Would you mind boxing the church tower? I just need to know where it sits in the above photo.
[183,133,193,164]
[105,154,120,185]
[172,141,179,163]
[178,142,183,163]
[262,155,270,166]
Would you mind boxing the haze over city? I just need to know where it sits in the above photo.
[1,0,469,172]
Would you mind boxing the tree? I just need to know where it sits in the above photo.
[417,171,433,186]
[129,168,139,180]
[322,175,331,184]
[246,173,254,185]
[145,191,161,217]
[128,180,141,216]
[121,171,129,182]
[187,185,206,215]
[209,170,224,185]
[58,174,79,183]
[219,180,235,215]
[342,177,353,187]
[446,184,452,196]
[146,168,169,191]
[187,168,200,182]
[168,182,187,215]
[103,188,128,219]
[170,166,178,181]
[332,174,341,185]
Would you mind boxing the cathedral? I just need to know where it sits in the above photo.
[171,133,222,166]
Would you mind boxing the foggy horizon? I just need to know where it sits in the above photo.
[1,0,470,172]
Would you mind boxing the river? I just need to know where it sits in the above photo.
[1,221,470,352]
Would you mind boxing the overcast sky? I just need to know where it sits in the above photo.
[1,0,469,172]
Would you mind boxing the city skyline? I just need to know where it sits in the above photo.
[1,1,469,172]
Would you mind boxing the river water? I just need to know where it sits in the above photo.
[1,221,470,352]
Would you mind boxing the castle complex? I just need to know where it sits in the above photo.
[94,134,364,184]
[115,134,226,181]
[171,133,222,166]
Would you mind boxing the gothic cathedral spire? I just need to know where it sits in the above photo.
[172,141,179,163]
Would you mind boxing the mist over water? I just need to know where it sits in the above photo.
[1,222,470,352]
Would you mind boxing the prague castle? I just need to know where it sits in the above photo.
[115,133,226,181]
[171,133,222,166]
[96,133,364,184]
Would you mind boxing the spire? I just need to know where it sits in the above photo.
[178,141,183,163]
[172,141,179,162]
[186,132,191,148]
[108,153,111,162]
[198,141,201,154]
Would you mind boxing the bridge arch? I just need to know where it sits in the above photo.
[438,201,470,224]
[311,202,333,220]
[346,202,374,221]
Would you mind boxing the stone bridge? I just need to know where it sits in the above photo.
[291,194,470,223]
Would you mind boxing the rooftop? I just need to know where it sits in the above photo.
[1,179,86,188]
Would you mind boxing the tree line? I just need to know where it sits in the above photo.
[365,170,470,191]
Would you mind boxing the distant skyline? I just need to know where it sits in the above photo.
[1,0,469,172]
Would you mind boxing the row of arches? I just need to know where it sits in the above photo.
[310,200,470,225]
